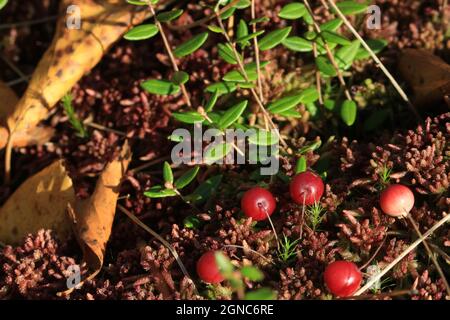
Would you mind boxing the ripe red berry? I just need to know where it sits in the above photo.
[196,251,224,284]
[324,261,362,297]
[380,184,415,217]
[241,187,276,221]
[290,171,324,206]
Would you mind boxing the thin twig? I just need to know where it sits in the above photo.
[359,235,387,271]
[84,121,127,136]
[147,1,191,107]
[406,214,450,296]
[354,212,450,296]
[168,0,241,31]
[118,204,198,294]
[130,155,171,173]
[222,244,275,265]
[1,55,28,81]
[303,0,352,101]
[0,15,57,30]
[326,0,420,120]
[339,289,418,300]
[312,42,323,105]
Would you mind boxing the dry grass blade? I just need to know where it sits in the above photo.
[117,204,198,294]
[326,0,420,120]
[354,212,450,296]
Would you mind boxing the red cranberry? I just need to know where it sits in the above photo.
[324,261,362,297]
[380,184,414,217]
[241,187,276,221]
[196,251,224,284]
[290,171,324,205]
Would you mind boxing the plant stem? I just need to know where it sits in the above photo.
[326,0,420,120]
[215,14,288,148]
[303,0,352,101]
[118,204,198,294]
[251,0,264,104]
[353,212,450,296]
[222,244,275,265]
[406,214,450,296]
[147,1,191,107]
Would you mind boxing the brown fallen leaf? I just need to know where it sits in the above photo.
[66,141,132,290]
[0,160,75,244]
[0,81,55,149]
[0,0,152,151]
[398,49,450,107]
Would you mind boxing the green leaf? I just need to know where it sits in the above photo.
[185,175,223,204]
[163,161,173,184]
[340,99,357,126]
[320,18,343,32]
[298,140,322,154]
[220,7,236,19]
[295,156,307,173]
[204,142,233,164]
[355,39,388,60]
[172,111,205,124]
[234,0,251,8]
[278,109,301,118]
[183,215,201,229]
[282,36,313,52]
[236,19,249,48]
[61,94,88,138]
[218,100,248,129]
[278,2,307,20]
[124,24,159,40]
[144,186,178,198]
[174,32,209,58]
[258,27,292,51]
[0,0,8,10]
[205,91,220,112]
[336,40,361,69]
[324,99,336,111]
[241,266,264,281]
[267,93,303,114]
[215,252,234,275]
[245,288,276,300]
[249,17,270,25]
[175,166,200,189]
[315,56,336,77]
[208,25,223,33]
[218,43,240,64]
[335,1,368,15]
[156,9,183,22]
[303,11,314,24]
[206,81,237,95]
[315,38,337,55]
[236,30,265,43]
[248,130,279,146]
[321,30,352,46]
[299,88,319,104]
[126,0,148,5]
[141,79,180,95]
[171,71,189,85]
[306,102,317,117]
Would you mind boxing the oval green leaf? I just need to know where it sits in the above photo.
[321,30,352,46]
[141,79,180,95]
[172,71,189,85]
[163,161,173,184]
[172,111,205,124]
[340,99,357,126]
[282,36,313,52]
[258,27,292,51]
[218,100,248,129]
[174,32,209,58]
[157,9,183,22]
[124,24,159,40]
[335,1,368,15]
[144,186,178,198]
[278,2,307,20]
[175,166,200,189]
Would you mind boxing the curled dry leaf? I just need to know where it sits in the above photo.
[0,82,54,149]
[398,49,450,107]
[0,0,151,150]
[65,141,132,291]
[0,160,75,244]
